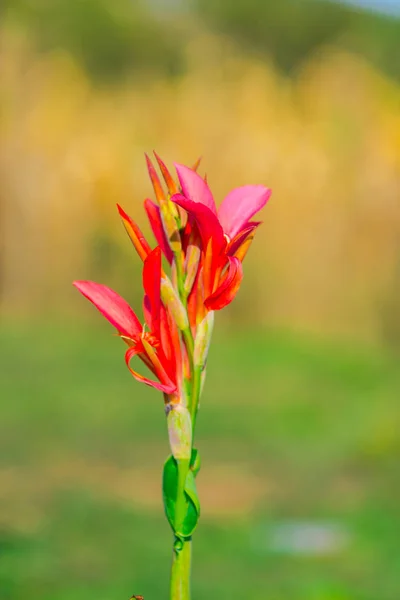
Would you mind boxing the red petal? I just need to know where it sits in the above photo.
[175,163,217,214]
[117,204,151,262]
[161,304,183,388]
[142,247,162,337]
[171,193,225,253]
[144,199,174,264]
[73,281,142,338]
[125,347,176,394]
[218,185,271,239]
[204,257,243,311]
[202,237,218,299]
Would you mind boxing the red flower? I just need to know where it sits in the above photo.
[171,164,271,311]
[73,248,180,394]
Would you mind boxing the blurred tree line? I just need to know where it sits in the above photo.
[197,0,400,80]
[0,0,185,81]
[1,0,399,83]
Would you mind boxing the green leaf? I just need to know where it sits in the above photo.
[190,448,201,476]
[184,469,200,516]
[162,454,201,539]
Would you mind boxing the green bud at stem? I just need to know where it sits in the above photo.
[161,278,189,331]
[160,201,181,254]
[193,311,214,369]
[166,403,192,461]
[184,233,201,296]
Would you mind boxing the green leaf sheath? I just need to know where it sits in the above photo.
[162,452,201,539]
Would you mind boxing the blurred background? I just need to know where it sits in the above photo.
[1,1,399,598]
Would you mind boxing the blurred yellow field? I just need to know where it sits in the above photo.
[2,30,399,344]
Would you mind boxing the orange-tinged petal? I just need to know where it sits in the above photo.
[191,156,202,172]
[117,204,151,262]
[153,151,179,196]
[228,222,261,262]
[145,153,167,205]
[204,257,243,311]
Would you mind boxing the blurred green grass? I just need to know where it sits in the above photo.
[0,322,399,599]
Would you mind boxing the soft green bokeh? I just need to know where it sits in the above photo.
[1,323,399,599]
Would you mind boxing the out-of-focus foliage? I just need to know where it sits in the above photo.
[1,323,399,600]
[196,0,400,80]
[1,29,399,346]
[1,0,185,81]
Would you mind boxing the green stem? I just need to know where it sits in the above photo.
[170,460,191,600]
[170,538,191,600]
[174,250,185,299]
[190,365,202,436]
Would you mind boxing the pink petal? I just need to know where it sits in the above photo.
[171,193,225,253]
[204,257,243,311]
[175,163,217,215]
[218,185,271,239]
[73,281,142,338]
[125,347,176,394]
[144,199,173,264]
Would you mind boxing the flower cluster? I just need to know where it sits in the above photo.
[74,155,271,424]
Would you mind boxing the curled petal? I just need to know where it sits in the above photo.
[117,204,151,262]
[204,257,243,311]
[125,346,176,394]
[227,221,261,261]
[144,199,174,264]
[73,281,142,338]
[175,163,217,214]
[171,193,225,253]
[143,247,162,336]
[218,185,271,239]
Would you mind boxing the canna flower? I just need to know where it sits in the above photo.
[73,247,181,395]
[74,151,272,598]
[171,164,271,311]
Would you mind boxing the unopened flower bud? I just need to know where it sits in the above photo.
[160,201,181,254]
[193,311,214,368]
[166,403,192,460]
[161,278,189,331]
[184,233,201,296]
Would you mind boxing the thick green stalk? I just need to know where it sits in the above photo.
[169,253,197,600]
[170,460,191,600]
[170,539,191,600]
